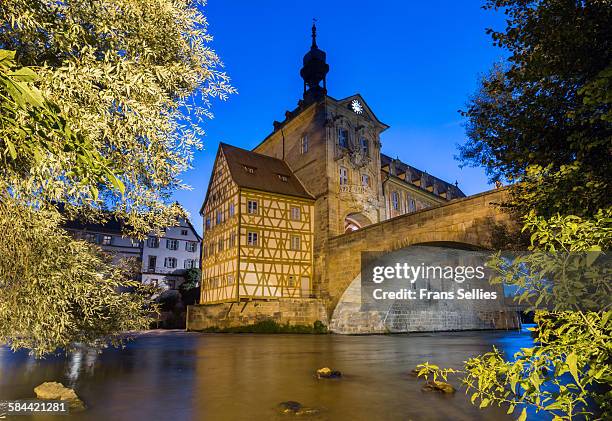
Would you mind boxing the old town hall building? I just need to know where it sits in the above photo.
[199,24,465,305]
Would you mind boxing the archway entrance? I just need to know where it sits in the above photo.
[344,212,373,233]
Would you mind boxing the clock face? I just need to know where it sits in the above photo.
[351,99,364,114]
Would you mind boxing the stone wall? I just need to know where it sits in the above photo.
[329,273,521,334]
[186,298,328,331]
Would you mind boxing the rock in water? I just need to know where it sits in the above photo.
[316,367,342,379]
[421,380,456,394]
[278,401,320,416]
[34,382,86,411]
[279,401,303,414]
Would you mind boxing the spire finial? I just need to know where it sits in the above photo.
[311,18,318,48]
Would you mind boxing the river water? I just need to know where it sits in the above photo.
[0,329,544,421]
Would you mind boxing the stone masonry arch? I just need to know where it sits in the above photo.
[319,189,516,323]
[344,212,373,233]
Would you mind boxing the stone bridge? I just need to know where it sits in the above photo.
[320,188,521,333]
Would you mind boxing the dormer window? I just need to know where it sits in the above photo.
[243,165,256,174]
[338,128,349,148]
[278,174,289,182]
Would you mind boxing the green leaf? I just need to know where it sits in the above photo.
[8,67,38,82]
[5,139,17,159]
[566,352,579,385]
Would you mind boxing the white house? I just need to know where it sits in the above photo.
[141,218,202,290]
[64,214,201,291]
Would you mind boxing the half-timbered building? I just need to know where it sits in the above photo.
[200,144,314,303]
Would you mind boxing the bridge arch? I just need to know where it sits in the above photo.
[344,212,373,233]
[320,189,520,333]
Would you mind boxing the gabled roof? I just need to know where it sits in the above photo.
[217,143,314,201]
[60,203,201,239]
[63,216,126,234]
[181,217,202,241]
[331,93,390,130]
[381,153,466,199]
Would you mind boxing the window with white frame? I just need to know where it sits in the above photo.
[229,231,236,247]
[181,229,188,236]
[147,237,159,248]
[409,198,416,212]
[339,167,348,185]
[185,241,197,252]
[218,237,224,252]
[291,235,301,250]
[229,203,235,217]
[184,259,197,269]
[301,135,309,154]
[290,206,301,221]
[338,128,349,148]
[101,235,112,245]
[391,191,400,211]
[216,210,222,225]
[247,200,258,214]
[247,231,258,246]
[164,257,177,268]
[166,239,178,250]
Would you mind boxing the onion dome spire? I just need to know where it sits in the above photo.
[300,19,329,103]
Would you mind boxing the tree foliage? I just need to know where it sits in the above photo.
[458,0,611,217]
[419,213,612,420]
[0,199,155,358]
[0,49,124,198]
[179,267,201,305]
[0,0,235,232]
[0,0,233,356]
[422,1,612,419]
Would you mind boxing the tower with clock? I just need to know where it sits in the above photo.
[203,23,465,299]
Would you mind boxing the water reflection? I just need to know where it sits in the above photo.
[0,330,545,421]
[65,347,99,387]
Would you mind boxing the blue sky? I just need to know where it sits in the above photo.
[173,0,508,233]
